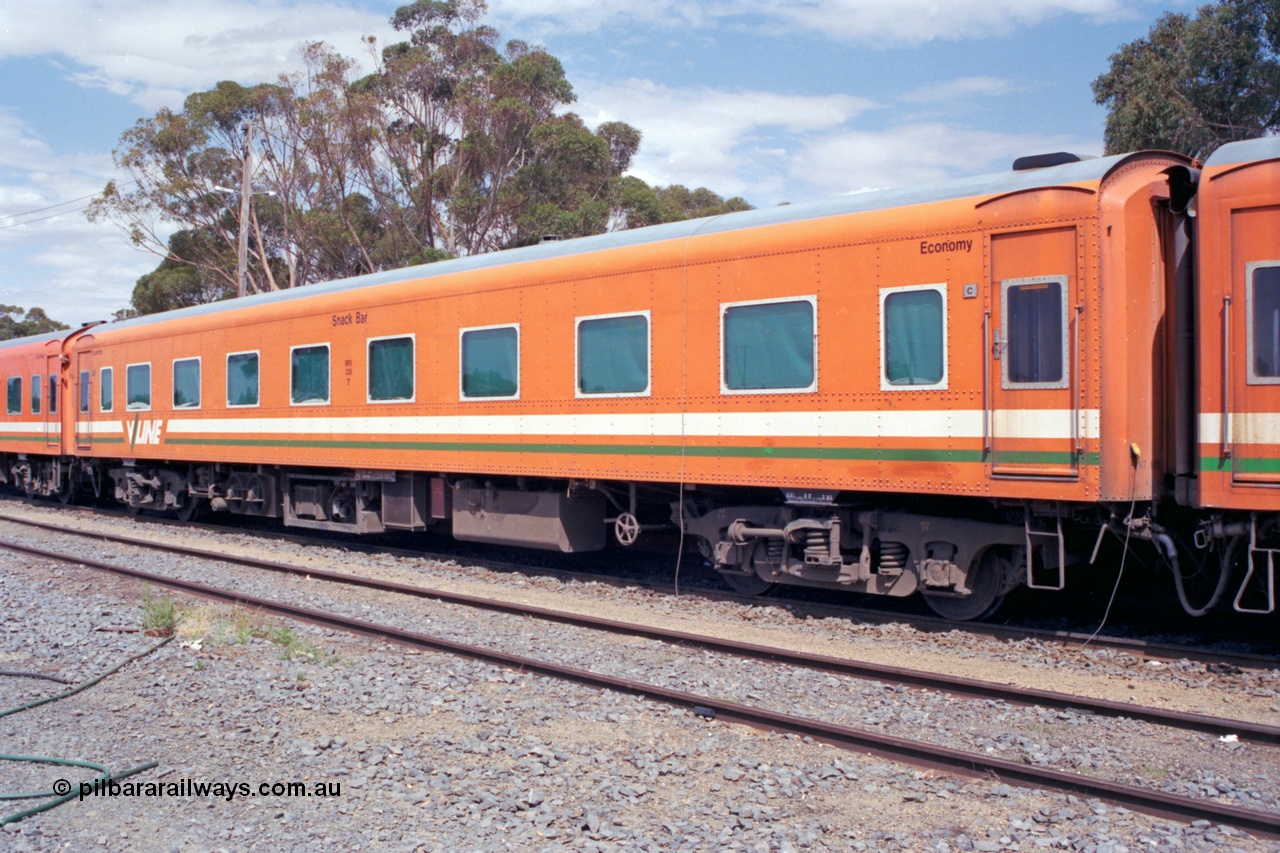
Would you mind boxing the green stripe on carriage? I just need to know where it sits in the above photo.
[164,436,1100,466]
[1201,455,1280,474]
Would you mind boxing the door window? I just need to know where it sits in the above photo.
[1248,262,1280,384]
[1003,277,1067,388]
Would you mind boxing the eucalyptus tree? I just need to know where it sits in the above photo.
[1093,0,1280,159]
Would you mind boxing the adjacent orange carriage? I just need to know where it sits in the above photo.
[4,138,1278,619]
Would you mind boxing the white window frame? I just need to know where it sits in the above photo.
[289,343,331,406]
[5,377,19,415]
[719,295,818,395]
[574,310,651,399]
[459,323,520,401]
[78,369,91,413]
[367,334,417,404]
[99,366,114,413]
[172,356,202,410]
[226,350,261,409]
[1000,275,1070,391]
[30,373,41,414]
[125,362,152,412]
[1246,260,1280,386]
[879,283,948,391]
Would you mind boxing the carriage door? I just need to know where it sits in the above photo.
[44,354,60,449]
[989,228,1080,478]
[1228,206,1280,483]
[75,352,92,450]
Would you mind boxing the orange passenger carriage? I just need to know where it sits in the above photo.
[3,139,1279,620]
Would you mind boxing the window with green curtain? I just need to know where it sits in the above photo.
[100,368,113,412]
[369,337,414,401]
[1252,265,1280,379]
[291,345,329,404]
[1006,280,1064,384]
[30,375,40,414]
[6,377,20,414]
[884,289,944,386]
[723,300,814,391]
[462,327,518,398]
[173,358,200,408]
[126,364,151,409]
[227,353,259,406]
[578,315,648,394]
[79,371,90,413]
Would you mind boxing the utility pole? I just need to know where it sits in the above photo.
[236,122,253,298]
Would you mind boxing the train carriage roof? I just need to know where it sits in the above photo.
[78,147,1201,334]
[0,329,72,353]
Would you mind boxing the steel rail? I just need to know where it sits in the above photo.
[3,503,1276,670]
[3,536,1279,839]
[1,511,1278,746]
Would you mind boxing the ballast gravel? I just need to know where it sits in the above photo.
[0,502,1277,851]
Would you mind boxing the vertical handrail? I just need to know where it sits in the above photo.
[982,311,992,456]
[1223,295,1233,459]
[1073,303,1084,467]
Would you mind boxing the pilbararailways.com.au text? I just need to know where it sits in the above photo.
[65,778,342,802]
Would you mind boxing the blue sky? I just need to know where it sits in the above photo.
[0,0,1194,327]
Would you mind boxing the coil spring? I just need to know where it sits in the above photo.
[879,541,909,572]
[804,529,828,563]
[765,539,785,567]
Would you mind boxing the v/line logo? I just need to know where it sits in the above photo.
[126,417,164,449]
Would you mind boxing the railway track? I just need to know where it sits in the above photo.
[3,499,1277,671]
[2,522,1279,838]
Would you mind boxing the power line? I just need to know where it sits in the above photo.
[0,203,96,231]
[0,180,138,226]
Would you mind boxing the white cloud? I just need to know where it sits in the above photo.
[491,0,1146,43]
[797,123,1101,193]
[0,111,152,324]
[574,79,1099,204]
[0,0,391,111]
[899,76,1022,104]
[576,79,877,200]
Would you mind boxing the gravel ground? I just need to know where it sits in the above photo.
[1,501,1278,851]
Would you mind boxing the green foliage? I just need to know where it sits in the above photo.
[130,229,236,315]
[89,0,748,301]
[139,586,180,637]
[1093,0,1280,159]
[611,179,753,230]
[0,305,70,341]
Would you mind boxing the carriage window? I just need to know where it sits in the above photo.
[79,371,90,413]
[461,326,518,398]
[227,352,259,407]
[1004,278,1066,386]
[173,358,201,408]
[48,376,57,414]
[100,367,113,412]
[722,298,816,392]
[291,345,330,405]
[126,363,151,410]
[1250,264,1280,382]
[30,375,40,414]
[368,336,415,402]
[5,377,19,415]
[578,314,649,396]
[882,286,945,388]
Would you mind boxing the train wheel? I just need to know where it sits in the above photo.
[56,478,76,505]
[721,570,776,596]
[923,549,1005,621]
[720,541,779,596]
[173,495,200,522]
